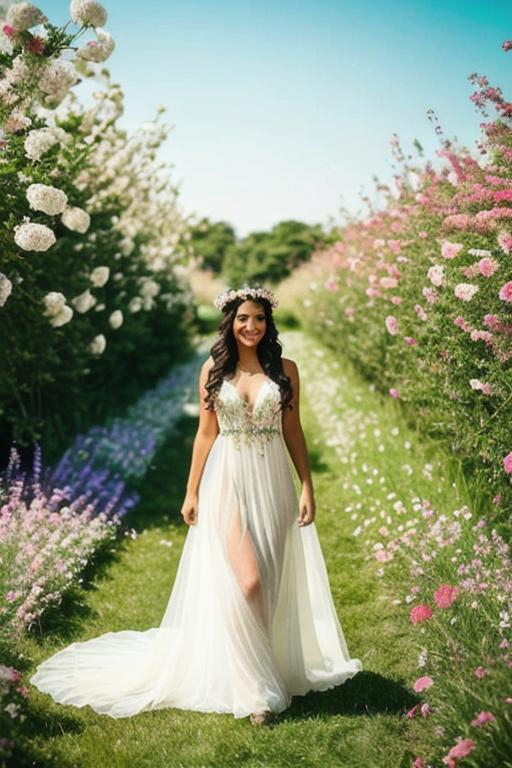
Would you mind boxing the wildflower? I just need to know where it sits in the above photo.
[503,451,512,474]
[469,379,492,396]
[413,675,434,692]
[406,704,419,718]
[442,739,476,765]
[454,283,479,301]
[498,230,512,253]
[471,711,496,726]
[404,336,417,346]
[420,703,430,718]
[474,666,487,678]
[24,126,69,161]
[434,584,459,608]
[441,240,464,259]
[389,388,400,400]
[427,265,445,286]
[385,315,398,335]
[478,257,499,277]
[499,281,512,302]
[410,604,433,624]
[71,289,96,313]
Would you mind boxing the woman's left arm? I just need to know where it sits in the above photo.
[281,358,316,526]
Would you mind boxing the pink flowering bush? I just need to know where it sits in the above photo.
[282,48,512,513]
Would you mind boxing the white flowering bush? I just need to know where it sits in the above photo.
[0,1,197,456]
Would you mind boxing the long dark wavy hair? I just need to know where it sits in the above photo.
[204,293,293,412]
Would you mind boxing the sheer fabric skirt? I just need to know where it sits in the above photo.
[30,433,362,718]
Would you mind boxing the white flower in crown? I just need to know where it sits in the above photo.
[213,285,278,311]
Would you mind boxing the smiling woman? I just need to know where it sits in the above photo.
[30,285,362,725]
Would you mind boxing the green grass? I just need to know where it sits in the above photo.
[15,330,433,768]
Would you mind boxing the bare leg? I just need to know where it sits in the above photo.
[226,505,267,631]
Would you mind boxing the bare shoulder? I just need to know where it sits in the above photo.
[201,356,215,374]
[282,357,299,377]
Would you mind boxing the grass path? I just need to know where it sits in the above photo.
[19,329,431,768]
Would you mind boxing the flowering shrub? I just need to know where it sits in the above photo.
[0,661,28,764]
[0,443,121,639]
[282,330,512,768]
[0,1,196,457]
[281,48,512,513]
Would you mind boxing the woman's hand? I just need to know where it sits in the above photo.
[180,491,199,526]
[297,486,315,527]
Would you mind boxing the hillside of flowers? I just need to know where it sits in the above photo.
[281,54,512,515]
[0,0,197,461]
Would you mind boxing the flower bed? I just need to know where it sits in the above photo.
[280,48,512,514]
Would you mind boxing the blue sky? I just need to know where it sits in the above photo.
[44,0,510,236]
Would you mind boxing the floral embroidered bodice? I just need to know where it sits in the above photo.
[214,376,282,455]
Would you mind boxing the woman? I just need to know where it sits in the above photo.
[30,285,362,724]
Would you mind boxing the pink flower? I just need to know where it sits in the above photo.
[483,313,499,328]
[471,710,496,727]
[345,306,354,318]
[391,295,402,305]
[325,276,338,291]
[427,265,445,286]
[406,704,419,718]
[385,315,398,335]
[470,379,492,395]
[389,388,400,400]
[413,675,434,692]
[405,336,417,346]
[414,304,428,321]
[469,329,493,344]
[478,257,498,277]
[499,281,512,302]
[422,287,438,304]
[413,758,425,768]
[474,666,487,678]
[498,230,512,253]
[503,451,512,474]
[454,283,479,301]
[503,40,512,52]
[25,35,45,55]
[443,739,476,764]
[410,603,433,624]
[420,703,430,718]
[434,584,460,609]
[441,240,464,259]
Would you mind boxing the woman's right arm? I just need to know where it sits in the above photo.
[180,358,219,526]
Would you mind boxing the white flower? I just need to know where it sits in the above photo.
[71,289,96,313]
[109,309,123,329]
[89,333,106,354]
[90,265,110,287]
[454,283,479,302]
[39,59,77,101]
[43,291,67,317]
[26,183,68,215]
[0,274,13,307]
[4,109,32,133]
[61,206,90,233]
[6,2,46,31]
[128,296,142,313]
[69,0,108,27]
[14,221,55,251]
[24,126,69,162]
[139,278,160,299]
[50,305,73,327]
[78,29,115,63]
[427,265,445,287]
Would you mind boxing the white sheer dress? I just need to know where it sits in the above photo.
[30,374,362,718]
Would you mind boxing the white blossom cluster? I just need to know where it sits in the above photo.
[24,126,70,161]
[61,206,91,233]
[43,291,74,327]
[0,274,13,307]
[70,0,108,28]
[78,29,115,63]
[14,221,56,252]
[6,2,47,31]
[26,183,68,215]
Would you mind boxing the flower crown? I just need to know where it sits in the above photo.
[213,285,279,311]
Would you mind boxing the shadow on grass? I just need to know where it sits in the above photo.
[7,703,83,768]
[280,671,417,722]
